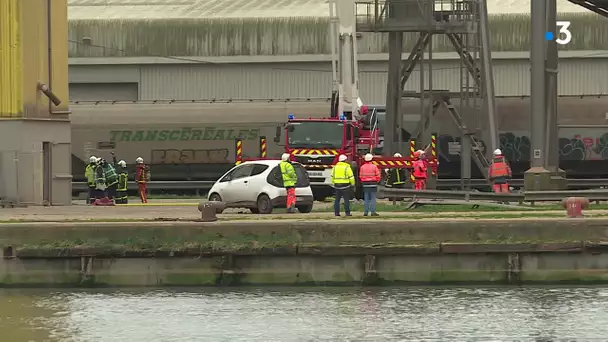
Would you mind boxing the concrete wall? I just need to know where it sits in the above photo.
[0,120,72,205]
[68,54,608,104]
[2,252,608,286]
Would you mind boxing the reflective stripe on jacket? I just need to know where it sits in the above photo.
[117,171,128,191]
[359,162,381,184]
[85,163,96,187]
[488,156,512,179]
[331,161,355,185]
[413,159,428,179]
[279,161,297,187]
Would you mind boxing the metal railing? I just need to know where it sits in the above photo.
[379,187,608,203]
[71,179,608,193]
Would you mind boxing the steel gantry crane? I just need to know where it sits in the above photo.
[353,0,498,190]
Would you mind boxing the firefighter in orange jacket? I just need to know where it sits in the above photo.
[412,150,428,190]
[135,157,149,203]
[359,153,381,217]
[488,149,512,193]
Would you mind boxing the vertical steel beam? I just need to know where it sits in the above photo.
[545,0,559,171]
[478,0,498,151]
[530,0,547,168]
[385,31,403,155]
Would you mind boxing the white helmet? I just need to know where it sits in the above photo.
[95,157,102,163]
[338,154,347,162]
[417,149,425,155]
[281,153,290,161]
[493,149,502,156]
[393,153,402,158]
[136,157,144,164]
[89,156,97,163]
[118,160,127,167]
[364,153,373,162]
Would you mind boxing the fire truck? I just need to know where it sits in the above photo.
[272,97,438,201]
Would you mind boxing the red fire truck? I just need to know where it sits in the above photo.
[272,101,438,201]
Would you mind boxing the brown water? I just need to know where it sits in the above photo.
[2,286,608,341]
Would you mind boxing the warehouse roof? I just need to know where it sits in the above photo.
[67,0,588,20]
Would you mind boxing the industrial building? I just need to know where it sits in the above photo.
[66,0,608,103]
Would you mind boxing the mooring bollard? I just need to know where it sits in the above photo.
[198,201,227,222]
[561,197,590,218]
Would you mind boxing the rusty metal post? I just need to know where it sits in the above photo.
[235,138,243,165]
[562,197,589,218]
[259,136,267,158]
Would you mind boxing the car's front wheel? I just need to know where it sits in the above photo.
[296,204,313,213]
[256,194,273,214]
[208,193,222,202]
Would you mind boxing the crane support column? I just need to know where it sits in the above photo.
[545,0,566,188]
[331,0,360,117]
[0,0,72,205]
[385,31,403,155]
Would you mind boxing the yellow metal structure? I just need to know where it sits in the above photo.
[0,0,69,118]
[0,0,23,117]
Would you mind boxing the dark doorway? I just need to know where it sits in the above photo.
[43,142,51,203]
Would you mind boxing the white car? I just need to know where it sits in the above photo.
[207,160,314,214]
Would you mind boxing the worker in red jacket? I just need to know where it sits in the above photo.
[359,153,381,216]
[488,149,512,193]
[412,150,428,190]
[135,157,149,203]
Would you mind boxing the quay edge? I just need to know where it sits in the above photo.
[2,219,608,286]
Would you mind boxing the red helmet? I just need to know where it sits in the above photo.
[413,151,421,159]
[360,105,369,115]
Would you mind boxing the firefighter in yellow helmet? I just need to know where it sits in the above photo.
[331,154,355,216]
[280,153,298,213]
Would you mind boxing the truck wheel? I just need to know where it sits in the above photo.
[256,194,273,214]
[297,204,313,213]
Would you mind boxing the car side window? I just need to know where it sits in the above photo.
[250,164,269,177]
[267,166,283,187]
[230,164,254,180]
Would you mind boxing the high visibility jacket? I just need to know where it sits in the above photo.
[331,161,355,186]
[359,162,381,186]
[85,163,96,187]
[117,169,128,191]
[386,168,407,185]
[488,156,512,180]
[136,165,149,183]
[279,161,297,187]
[103,163,118,186]
[413,159,428,179]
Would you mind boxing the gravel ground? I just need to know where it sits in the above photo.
[0,201,585,222]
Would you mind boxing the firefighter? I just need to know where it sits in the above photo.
[412,150,428,190]
[279,153,298,213]
[359,153,381,217]
[85,156,97,204]
[111,152,128,204]
[101,158,119,202]
[488,149,512,193]
[93,157,106,201]
[135,157,149,203]
[331,154,355,217]
[385,153,407,188]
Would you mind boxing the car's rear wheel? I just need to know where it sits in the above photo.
[209,193,222,202]
[296,204,313,213]
[256,194,273,214]
[250,208,260,214]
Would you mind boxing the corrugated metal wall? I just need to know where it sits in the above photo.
[68,58,608,103]
[138,59,608,103]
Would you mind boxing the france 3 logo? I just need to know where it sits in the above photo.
[545,21,572,45]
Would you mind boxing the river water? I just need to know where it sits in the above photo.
[1,286,607,341]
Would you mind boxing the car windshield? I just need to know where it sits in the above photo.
[288,122,344,149]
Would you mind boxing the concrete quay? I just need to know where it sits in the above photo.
[0,213,608,286]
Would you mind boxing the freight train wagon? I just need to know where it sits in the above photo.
[71,96,608,183]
